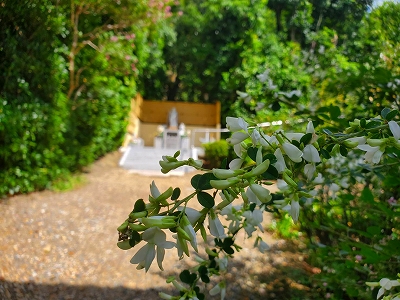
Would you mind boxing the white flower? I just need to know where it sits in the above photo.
[256,69,270,83]
[290,200,300,223]
[389,120,400,140]
[209,281,226,300]
[306,121,319,143]
[227,131,249,145]
[243,209,264,236]
[245,187,262,205]
[251,129,261,146]
[178,207,202,225]
[259,130,272,147]
[130,227,175,271]
[377,278,400,299]
[357,144,384,164]
[273,148,287,174]
[249,184,272,203]
[345,137,366,146]
[208,210,226,238]
[229,158,244,170]
[276,179,289,191]
[215,256,229,271]
[329,183,340,199]
[220,204,242,233]
[180,215,198,252]
[255,238,270,253]
[150,180,161,198]
[303,144,321,163]
[236,91,251,103]
[313,173,324,184]
[233,143,246,158]
[304,163,316,181]
[286,132,304,142]
[282,142,303,163]
[226,117,248,133]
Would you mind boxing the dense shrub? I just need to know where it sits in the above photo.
[0,2,69,195]
[0,2,136,196]
[202,140,232,168]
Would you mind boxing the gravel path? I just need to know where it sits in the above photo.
[0,152,315,300]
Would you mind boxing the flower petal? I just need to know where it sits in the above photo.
[282,143,303,163]
[303,145,321,163]
[389,121,400,140]
[156,246,165,270]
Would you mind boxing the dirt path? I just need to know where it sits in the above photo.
[0,152,313,300]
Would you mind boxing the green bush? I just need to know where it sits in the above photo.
[202,140,232,169]
[0,2,69,196]
[0,2,135,196]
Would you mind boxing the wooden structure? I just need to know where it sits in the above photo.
[126,94,221,147]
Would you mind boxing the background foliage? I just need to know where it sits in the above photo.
[1,1,400,299]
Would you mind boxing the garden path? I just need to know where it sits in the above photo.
[0,152,317,300]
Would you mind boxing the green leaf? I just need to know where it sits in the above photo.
[133,199,146,212]
[360,118,366,128]
[191,174,202,189]
[385,109,398,121]
[171,188,181,200]
[262,165,278,180]
[360,187,374,203]
[329,106,341,120]
[198,265,208,275]
[381,107,391,119]
[339,145,348,157]
[198,172,218,190]
[263,153,277,164]
[365,120,382,129]
[300,133,312,145]
[197,191,215,208]
[117,240,132,250]
[200,274,210,283]
[179,270,195,284]
[220,158,227,169]
[222,237,234,247]
[247,147,258,162]
[271,101,281,111]
[320,148,331,159]
[366,226,381,236]
[223,246,235,255]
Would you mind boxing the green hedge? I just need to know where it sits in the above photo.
[0,2,131,196]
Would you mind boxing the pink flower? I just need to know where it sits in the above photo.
[110,36,118,42]
[388,197,397,206]
[355,255,362,261]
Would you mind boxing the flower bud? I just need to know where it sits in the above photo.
[159,292,174,299]
[210,177,240,190]
[128,223,147,231]
[366,138,385,147]
[212,168,237,179]
[159,160,186,173]
[129,211,148,219]
[140,216,176,229]
[343,140,358,148]
[282,172,298,189]
[243,159,270,178]
[117,221,129,232]
[249,183,272,203]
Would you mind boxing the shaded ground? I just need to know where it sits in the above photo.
[0,152,317,300]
